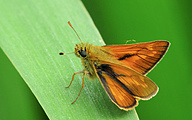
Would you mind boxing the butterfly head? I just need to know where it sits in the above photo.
[75,43,90,58]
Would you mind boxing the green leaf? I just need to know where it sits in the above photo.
[0,0,139,119]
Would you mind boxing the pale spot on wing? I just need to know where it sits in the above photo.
[130,75,148,88]
[152,51,157,54]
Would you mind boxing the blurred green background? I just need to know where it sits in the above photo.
[1,0,192,120]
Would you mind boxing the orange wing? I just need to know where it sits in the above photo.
[94,62,158,110]
[102,41,170,75]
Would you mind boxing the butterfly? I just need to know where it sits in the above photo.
[59,21,170,111]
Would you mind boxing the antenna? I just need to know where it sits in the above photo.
[59,52,75,55]
[68,21,83,43]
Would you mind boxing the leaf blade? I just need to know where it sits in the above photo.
[0,0,138,119]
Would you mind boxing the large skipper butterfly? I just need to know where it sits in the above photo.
[59,22,170,110]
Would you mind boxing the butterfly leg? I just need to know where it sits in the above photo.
[66,70,84,88]
[125,40,136,44]
[71,71,87,104]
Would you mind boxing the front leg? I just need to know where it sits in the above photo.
[66,70,90,104]
[66,70,85,88]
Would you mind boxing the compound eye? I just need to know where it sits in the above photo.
[79,50,87,57]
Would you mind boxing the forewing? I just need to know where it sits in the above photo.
[94,61,158,110]
[102,41,170,75]
[96,65,138,110]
